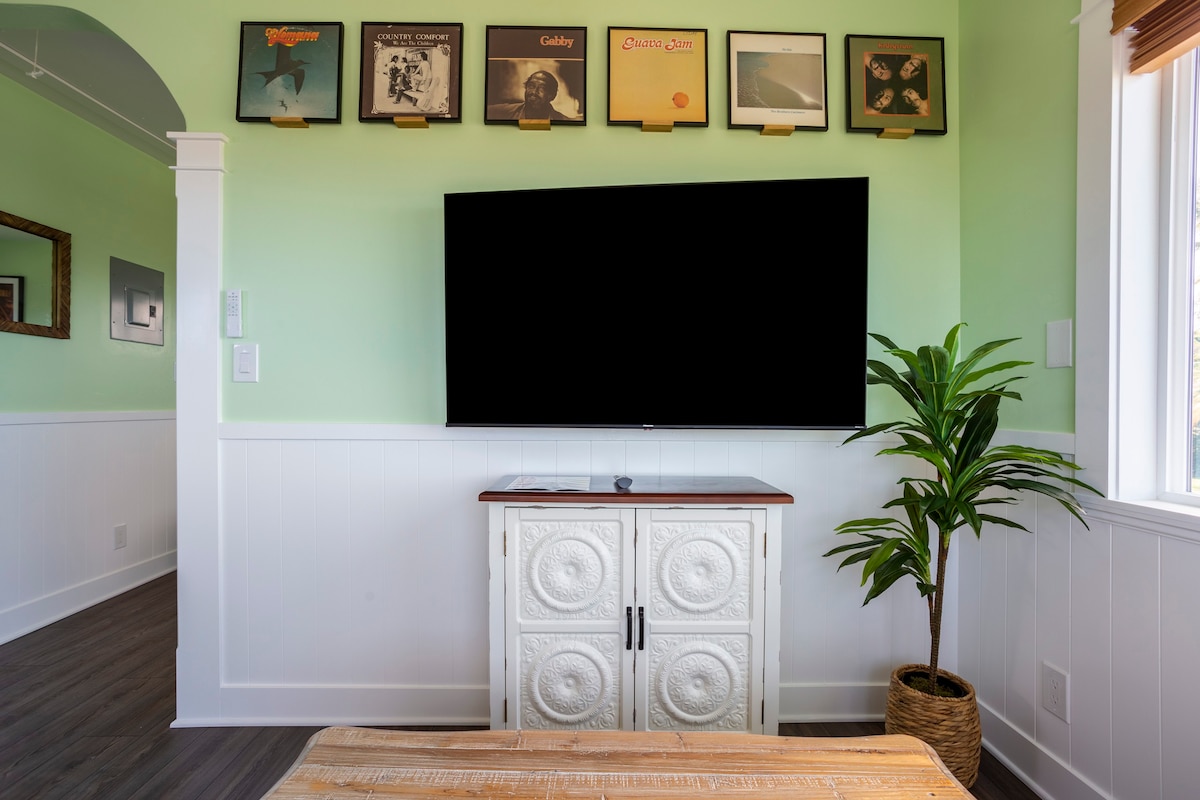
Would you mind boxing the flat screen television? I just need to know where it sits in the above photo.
[443,176,868,429]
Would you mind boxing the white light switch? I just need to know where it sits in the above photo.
[233,343,259,382]
[1046,319,1073,368]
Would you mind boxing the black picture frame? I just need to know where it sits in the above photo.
[727,31,827,131]
[0,275,23,323]
[608,27,708,127]
[359,23,463,122]
[484,26,587,125]
[845,34,946,135]
[236,22,344,123]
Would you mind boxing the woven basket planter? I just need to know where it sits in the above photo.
[884,663,981,788]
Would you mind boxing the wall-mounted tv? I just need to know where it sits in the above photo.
[443,176,868,429]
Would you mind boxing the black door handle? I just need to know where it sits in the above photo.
[638,606,645,651]
[626,606,633,650]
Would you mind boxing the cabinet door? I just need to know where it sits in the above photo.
[635,508,766,732]
[505,507,635,730]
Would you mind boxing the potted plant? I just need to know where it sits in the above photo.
[824,324,1100,788]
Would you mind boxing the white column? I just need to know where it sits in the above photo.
[168,132,227,725]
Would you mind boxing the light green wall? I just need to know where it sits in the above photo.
[19,0,1064,428]
[959,1,1078,432]
[0,77,176,412]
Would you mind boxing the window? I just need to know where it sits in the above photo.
[1074,13,1200,513]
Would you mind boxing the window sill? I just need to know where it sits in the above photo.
[1079,494,1200,543]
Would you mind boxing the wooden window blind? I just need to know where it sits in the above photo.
[1112,0,1200,73]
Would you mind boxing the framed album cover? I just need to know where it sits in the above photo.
[236,22,344,122]
[727,31,827,131]
[360,22,463,122]
[845,34,946,135]
[484,26,586,124]
[608,27,708,126]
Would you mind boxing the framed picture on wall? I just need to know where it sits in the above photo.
[727,31,827,131]
[236,22,344,122]
[360,23,463,122]
[608,27,708,127]
[845,34,946,135]
[484,26,586,124]
[0,276,23,322]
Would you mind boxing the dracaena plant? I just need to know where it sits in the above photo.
[825,324,1100,695]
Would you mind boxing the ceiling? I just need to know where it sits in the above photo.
[0,5,184,164]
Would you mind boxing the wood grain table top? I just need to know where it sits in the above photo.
[259,727,975,799]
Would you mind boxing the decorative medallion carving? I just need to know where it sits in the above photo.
[649,637,748,729]
[652,523,749,618]
[522,522,618,619]
[522,636,617,729]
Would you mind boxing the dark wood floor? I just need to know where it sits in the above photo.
[0,572,1041,799]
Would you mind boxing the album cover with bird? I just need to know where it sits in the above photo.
[237,22,344,122]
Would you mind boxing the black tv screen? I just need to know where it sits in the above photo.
[443,176,868,429]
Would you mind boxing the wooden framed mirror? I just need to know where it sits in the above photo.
[0,210,71,339]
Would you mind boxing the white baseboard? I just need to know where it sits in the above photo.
[0,553,177,646]
[979,703,1109,800]
[777,681,889,722]
[172,685,490,728]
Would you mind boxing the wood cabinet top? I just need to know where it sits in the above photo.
[479,475,794,505]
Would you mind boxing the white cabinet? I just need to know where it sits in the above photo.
[482,476,791,735]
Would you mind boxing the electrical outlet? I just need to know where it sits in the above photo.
[1042,661,1069,722]
[114,524,127,550]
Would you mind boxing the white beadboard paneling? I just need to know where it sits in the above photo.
[383,440,422,683]
[450,441,491,687]
[729,440,764,478]
[0,414,176,646]
[815,439,867,684]
[221,440,251,684]
[19,424,46,603]
[1070,516,1113,795]
[191,420,1200,795]
[0,426,18,609]
[414,440,456,685]
[978,518,1008,710]
[314,440,354,682]
[485,440,524,481]
[588,440,627,476]
[625,439,662,474]
[1159,537,1200,797]
[519,439,557,473]
[956,518,982,688]
[247,440,285,684]
[1006,501,1038,736]
[347,440,390,685]
[660,440,696,474]
[695,440,731,474]
[554,440,591,473]
[1033,497,1072,759]
[1109,526,1161,800]
[280,440,319,684]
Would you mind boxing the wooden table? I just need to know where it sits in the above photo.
[259,727,976,799]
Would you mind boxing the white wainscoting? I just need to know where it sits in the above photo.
[959,494,1200,800]
[210,423,933,726]
[0,412,177,645]
[212,423,1200,798]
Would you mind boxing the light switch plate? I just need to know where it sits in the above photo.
[1046,319,1073,368]
[233,343,259,382]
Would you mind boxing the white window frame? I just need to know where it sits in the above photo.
[1159,52,1198,503]
[1076,0,1200,524]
